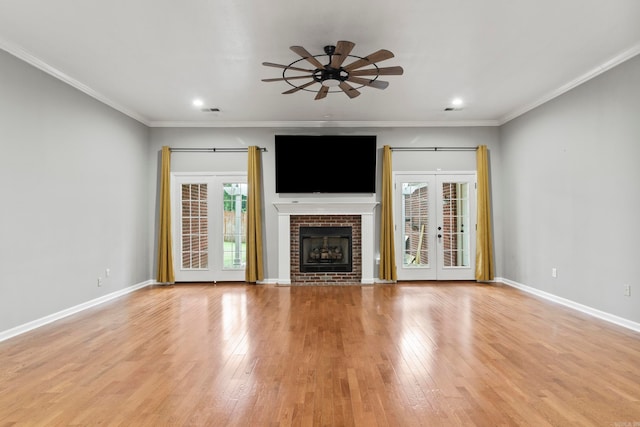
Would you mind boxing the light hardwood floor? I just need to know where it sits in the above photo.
[1,282,639,426]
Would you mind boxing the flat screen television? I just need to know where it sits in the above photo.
[275,135,377,193]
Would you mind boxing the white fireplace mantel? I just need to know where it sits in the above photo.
[273,202,379,284]
[274,202,378,215]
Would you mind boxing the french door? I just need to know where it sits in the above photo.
[395,173,476,280]
[172,173,247,282]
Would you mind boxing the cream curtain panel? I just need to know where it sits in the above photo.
[245,146,264,283]
[379,145,397,281]
[157,146,175,283]
[475,145,495,281]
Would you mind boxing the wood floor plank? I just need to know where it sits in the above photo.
[1,282,639,426]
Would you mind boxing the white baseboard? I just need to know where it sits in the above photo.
[374,279,396,284]
[497,277,640,333]
[0,280,153,343]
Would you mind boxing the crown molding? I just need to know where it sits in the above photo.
[0,38,151,126]
[148,120,501,128]
[498,42,640,125]
[4,35,637,130]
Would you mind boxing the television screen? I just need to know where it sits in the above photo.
[275,135,377,193]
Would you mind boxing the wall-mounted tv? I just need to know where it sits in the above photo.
[275,135,377,193]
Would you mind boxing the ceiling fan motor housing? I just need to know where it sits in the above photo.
[314,45,348,86]
[315,70,348,86]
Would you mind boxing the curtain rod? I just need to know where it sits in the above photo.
[391,146,478,152]
[170,147,267,153]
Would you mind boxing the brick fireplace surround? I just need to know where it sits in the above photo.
[273,202,378,285]
[291,215,360,284]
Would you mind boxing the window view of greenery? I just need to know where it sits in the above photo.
[223,183,247,269]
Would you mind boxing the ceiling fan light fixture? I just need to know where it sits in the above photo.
[321,79,341,87]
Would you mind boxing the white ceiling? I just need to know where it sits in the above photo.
[1,1,639,127]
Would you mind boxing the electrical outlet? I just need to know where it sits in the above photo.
[551,268,558,278]
[97,277,103,287]
[105,268,110,278]
[624,284,631,297]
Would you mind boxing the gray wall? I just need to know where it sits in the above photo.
[148,126,502,282]
[0,50,151,332]
[500,54,640,322]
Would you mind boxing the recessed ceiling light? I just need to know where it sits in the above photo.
[192,99,204,107]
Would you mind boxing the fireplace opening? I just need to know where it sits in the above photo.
[299,226,352,272]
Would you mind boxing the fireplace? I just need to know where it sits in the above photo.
[273,202,378,284]
[299,226,352,272]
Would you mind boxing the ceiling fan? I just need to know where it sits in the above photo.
[262,40,404,100]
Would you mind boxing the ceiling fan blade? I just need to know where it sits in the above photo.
[261,75,314,82]
[262,62,315,73]
[338,81,361,98]
[283,80,317,94]
[290,46,325,69]
[343,49,395,71]
[347,76,389,90]
[330,40,355,69]
[315,86,329,100]
[349,66,404,76]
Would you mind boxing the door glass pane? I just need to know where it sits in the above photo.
[441,182,470,267]
[181,183,208,269]
[402,182,430,267]
[222,183,247,270]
